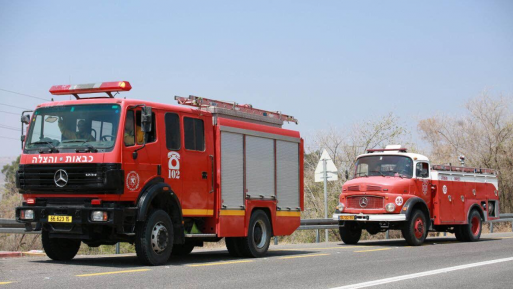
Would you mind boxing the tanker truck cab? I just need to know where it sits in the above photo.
[16,81,304,265]
[333,145,499,246]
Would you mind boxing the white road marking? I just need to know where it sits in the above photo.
[331,257,513,289]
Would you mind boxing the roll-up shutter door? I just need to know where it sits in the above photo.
[221,132,244,208]
[246,136,275,199]
[276,140,300,210]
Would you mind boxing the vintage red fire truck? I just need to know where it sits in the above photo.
[15,81,304,265]
[333,145,500,246]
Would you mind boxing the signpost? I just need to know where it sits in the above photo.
[315,149,338,242]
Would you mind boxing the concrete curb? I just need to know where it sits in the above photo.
[0,251,22,258]
[0,251,46,258]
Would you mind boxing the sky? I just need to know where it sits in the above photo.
[0,0,512,157]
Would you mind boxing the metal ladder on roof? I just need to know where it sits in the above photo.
[175,95,298,127]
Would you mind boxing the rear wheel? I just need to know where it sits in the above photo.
[402,209,427,246]
[339,222,362,244]
[239,210,271,258]
[42,230,81,261]
[454,226,465,241]
[225,237,244,257]
[459,210,482,242]
[135,209,174,265]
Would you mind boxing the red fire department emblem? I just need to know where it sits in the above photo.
[126,171,140,191]
[422,179,429,195]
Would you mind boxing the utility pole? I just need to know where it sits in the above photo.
[323,159,328,242]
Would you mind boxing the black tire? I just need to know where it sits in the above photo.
[135,209,173,265]
[402,209,427,246]
[170,243,195,256]
[225,237,244,257]
[459,210,482,242]
[239,210,271,258]
[338,222,362,244]
[42,230,81,261]
[454,226,465,241]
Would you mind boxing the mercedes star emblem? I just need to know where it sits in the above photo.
[359,197,368,208]
[54,169,69,187]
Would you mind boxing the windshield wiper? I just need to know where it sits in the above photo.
[30,141,59,153]
[370,170,385,177]
[355,172,368,178]
[61,140,98,153]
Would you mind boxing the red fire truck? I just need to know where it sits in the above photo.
[333,145,500,246]
[15,81,304,265]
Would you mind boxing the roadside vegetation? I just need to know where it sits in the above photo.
[0,92,511,251]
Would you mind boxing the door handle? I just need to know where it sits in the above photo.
[202,172,208,179]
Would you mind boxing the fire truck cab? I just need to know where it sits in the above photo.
[332,145,500,246]
[15,81,304,265]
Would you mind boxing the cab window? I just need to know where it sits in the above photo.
[416,162,429,178]
[165,113,181,150]
[184,117,204,151]
[124,110,156,146]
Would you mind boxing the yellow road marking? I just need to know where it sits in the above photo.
[355,248,392,253]
[0,282,13,285]
[273,246,362,251]
[76,269,150,277]
[279,253,329,259]
[188,260,253,267]
[497,237,513,239]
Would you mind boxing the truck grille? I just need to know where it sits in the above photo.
[347,196,384,209]
[17,163,123,194]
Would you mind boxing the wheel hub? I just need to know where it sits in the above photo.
[414,217,424,239]
[471,216,480,236]
[253,220,267,249]
[151,222,168,254]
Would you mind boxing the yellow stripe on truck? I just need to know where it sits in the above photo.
[220,210,246,216]
[276,211,301,217]
[182,209,214,216]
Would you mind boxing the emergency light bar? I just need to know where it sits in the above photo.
[49,81,132,99]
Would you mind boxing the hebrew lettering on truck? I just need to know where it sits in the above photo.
[333,145,500,246]
[15,81,304,265]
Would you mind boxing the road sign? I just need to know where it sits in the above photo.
[315,149,338,182]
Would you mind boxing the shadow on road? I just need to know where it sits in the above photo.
[28,237,501,268]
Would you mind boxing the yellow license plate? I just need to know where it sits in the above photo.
[339,215,355,220]
[48,215,72,223]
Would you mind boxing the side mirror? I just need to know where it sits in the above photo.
[345,170,349,180]
[21,114,30,125]
[141,106,152,133]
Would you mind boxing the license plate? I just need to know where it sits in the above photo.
[48,215,72,223]
[339,215,355,220]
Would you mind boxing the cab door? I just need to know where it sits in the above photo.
[179,114,214,217]
[122,108,159,200]
[415,162,432,214]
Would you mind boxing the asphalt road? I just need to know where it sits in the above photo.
[0,232,512,288]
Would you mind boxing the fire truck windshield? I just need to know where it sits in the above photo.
[354,155,413,179]
[24,104,121,152]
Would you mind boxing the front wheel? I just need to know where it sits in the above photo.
[339,222,362,244]
[135,209,174,265]
[402,209,427,246]
[239,210,271,258]
[42,230,81,261]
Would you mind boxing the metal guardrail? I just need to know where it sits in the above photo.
[1,214,512,235]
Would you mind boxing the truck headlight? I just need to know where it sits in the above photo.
[91,211,108,222]
[385,203,396,212]
[336,202,345,212]
[20,209,34,220]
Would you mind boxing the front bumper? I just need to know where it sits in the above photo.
[16,205,136,237]
[332,213,406,222]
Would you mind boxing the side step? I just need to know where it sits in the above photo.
[185,234,217,238]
